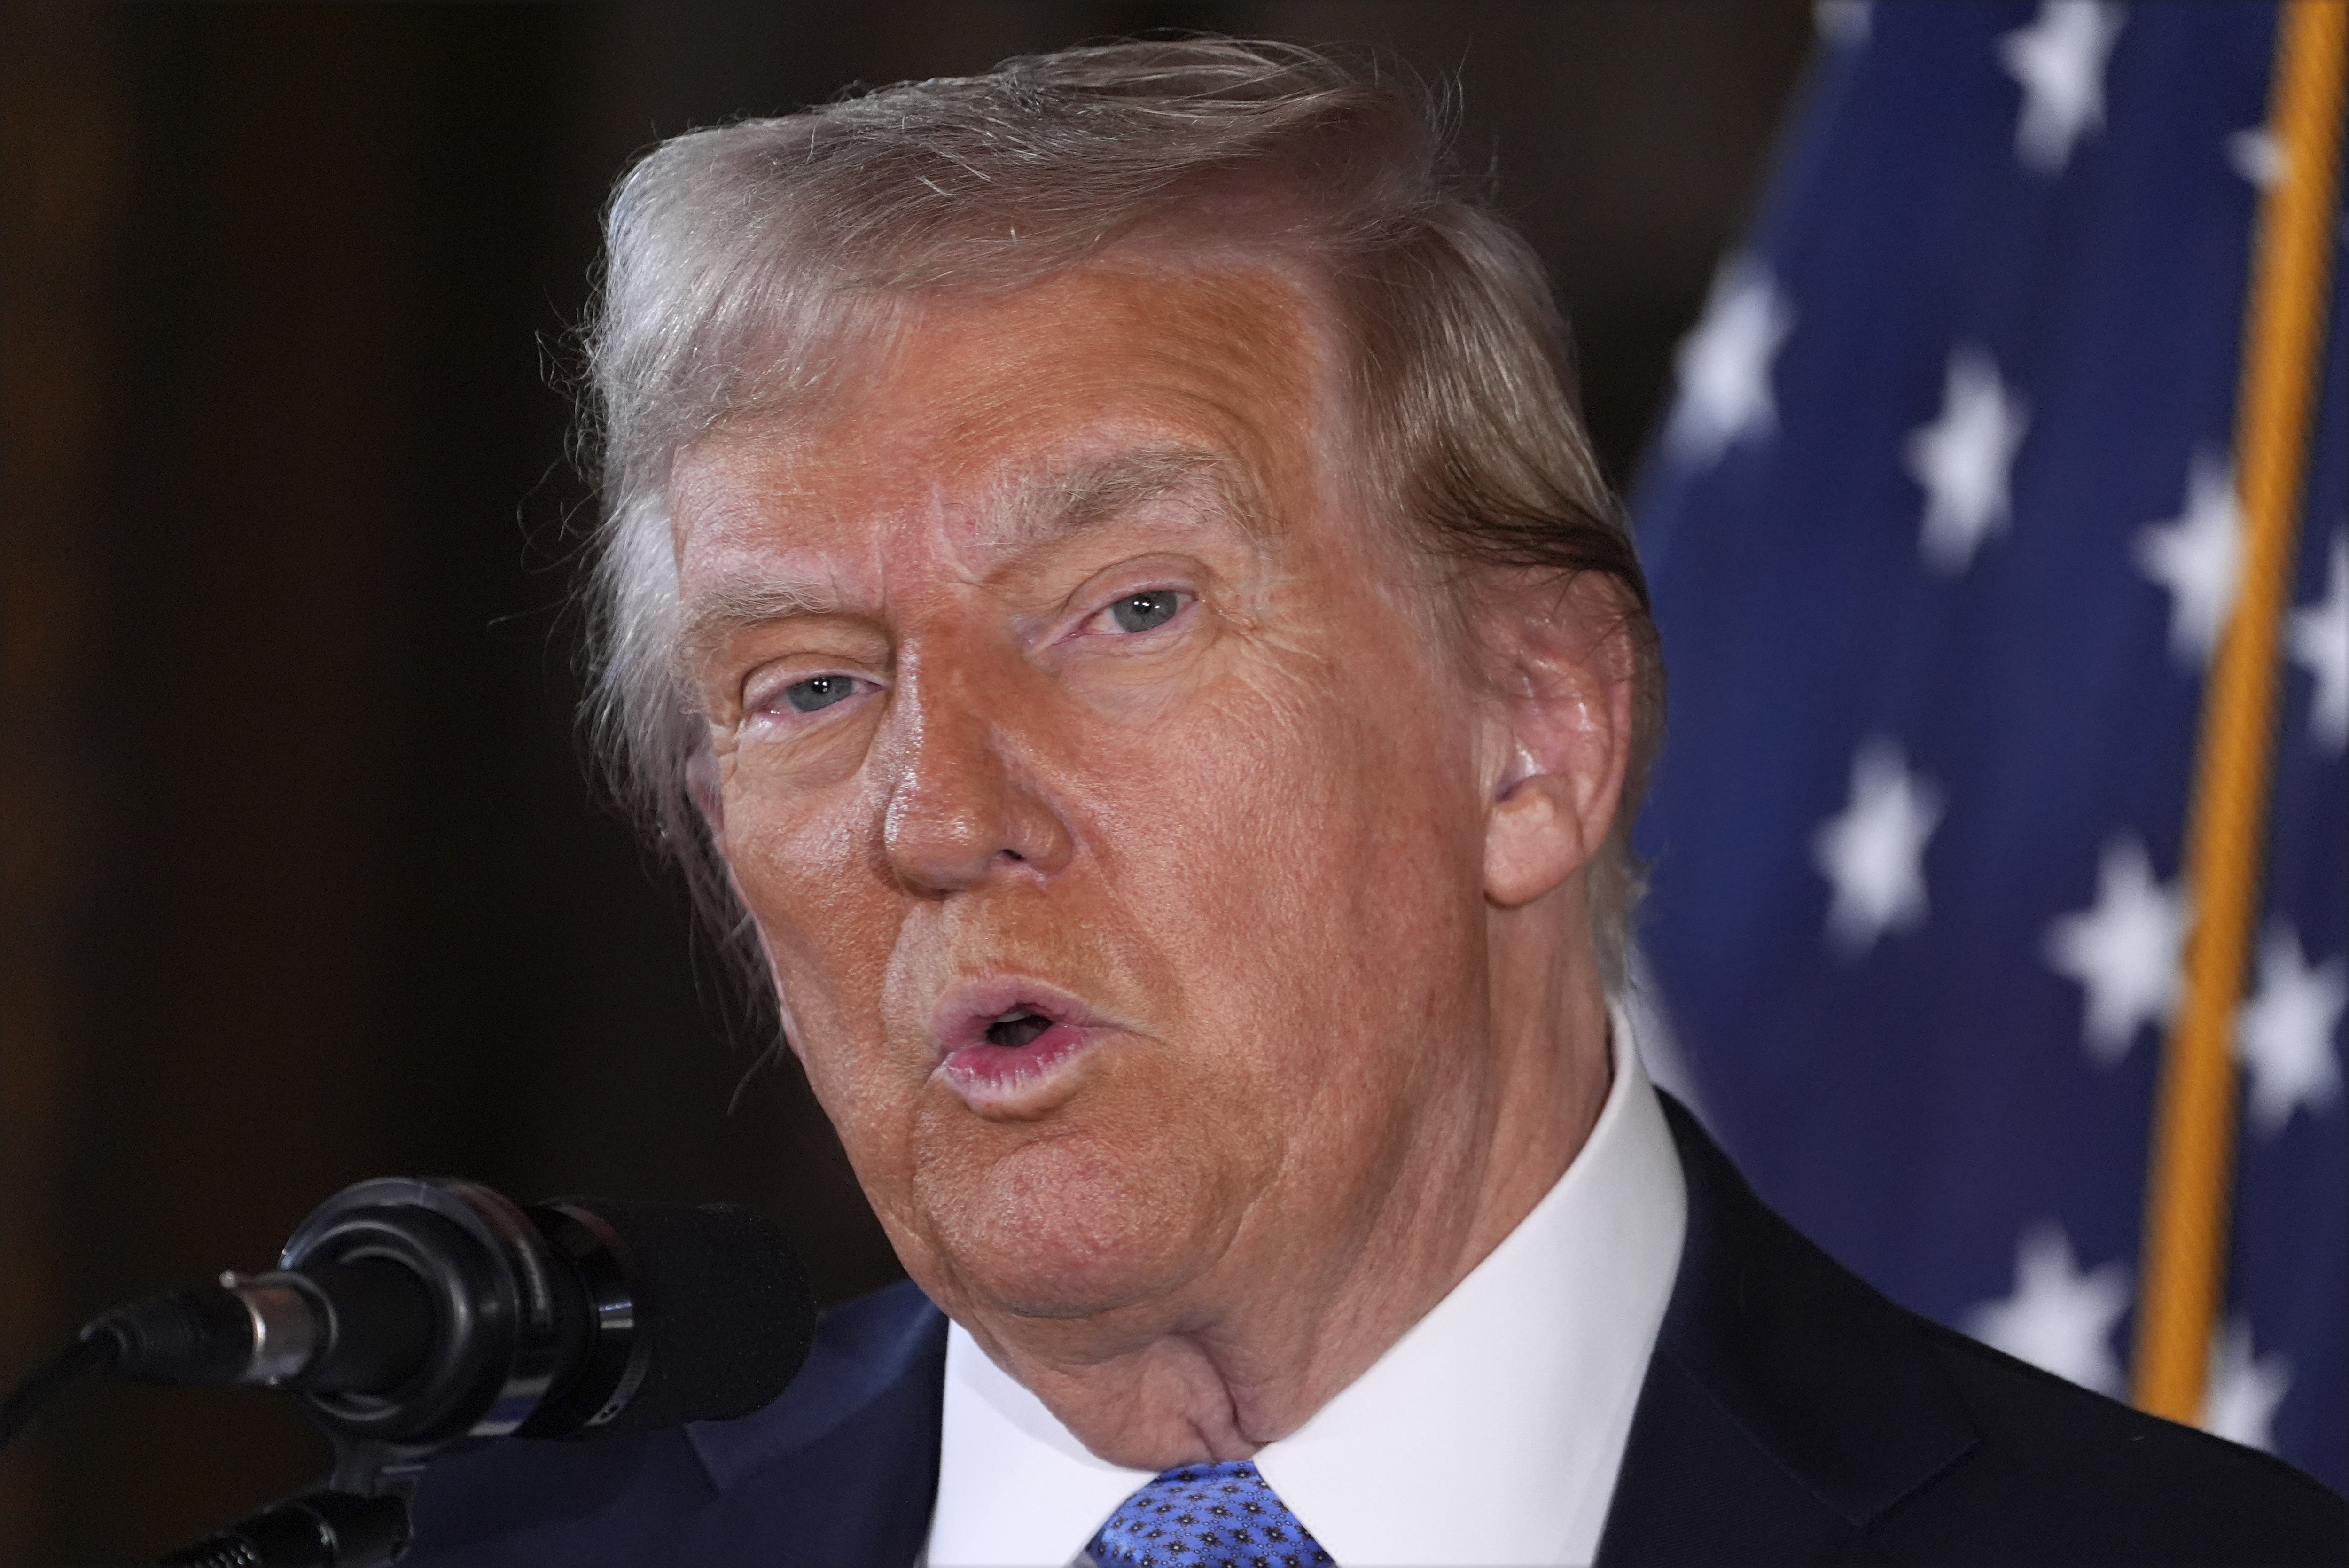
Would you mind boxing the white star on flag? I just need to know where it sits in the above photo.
[2237,922,2346,1136]
[1968,1223,2131,1396]
[2000,1,2127,177]
[1814,739,1943,959]
[2227,127,2286,188]
[2043,835,2188,1064]
[2134,452,2242,668]
[1666,258,1795,468]
[2288,530,2349,750]
[2202,1318,2293,1452]
[1814,0,1872,48]
[1906,345,2030,574]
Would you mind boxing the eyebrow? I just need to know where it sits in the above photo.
[678,577,843,673]
[675,443,1261,663]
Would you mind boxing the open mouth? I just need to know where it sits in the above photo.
[983,1009,1054,1049]
[932,979,1110,1108]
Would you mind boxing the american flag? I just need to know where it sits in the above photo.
[1630,0,2346,1492]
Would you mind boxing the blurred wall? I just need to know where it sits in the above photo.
[0,4,1810,1560]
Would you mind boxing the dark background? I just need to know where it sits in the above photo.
[0,4,1812,1560]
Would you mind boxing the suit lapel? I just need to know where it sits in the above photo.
[1595,1097,1979,1566]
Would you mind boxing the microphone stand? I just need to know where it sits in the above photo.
[152,1438,423,1568]
[0,1177,810,1564]
[144,1175,555,1566]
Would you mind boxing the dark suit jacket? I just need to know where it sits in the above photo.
[406,1099,2346,1565]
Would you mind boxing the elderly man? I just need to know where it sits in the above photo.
[410,39,2343,1568]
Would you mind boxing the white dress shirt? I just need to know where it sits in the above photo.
[924,1010,1688,1567]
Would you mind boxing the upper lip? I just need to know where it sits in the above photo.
[929,974,1116,1061]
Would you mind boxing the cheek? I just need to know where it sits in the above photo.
[1085,619,1489,1090]
[721,789,908,1121]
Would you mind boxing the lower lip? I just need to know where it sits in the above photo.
[939,1021,1097,1103]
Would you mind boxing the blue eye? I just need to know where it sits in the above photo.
[1108,591,1181,634]
[783,675,858,713]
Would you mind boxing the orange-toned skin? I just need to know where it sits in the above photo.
[671,259,1632,1467]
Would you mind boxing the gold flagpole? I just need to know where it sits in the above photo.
[2131,0,2347,1424]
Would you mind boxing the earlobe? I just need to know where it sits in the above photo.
[1485,772,1590,906]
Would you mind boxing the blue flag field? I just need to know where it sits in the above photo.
[1632,0,2346,1492]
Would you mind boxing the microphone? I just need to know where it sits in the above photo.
[82,1178,816,1451]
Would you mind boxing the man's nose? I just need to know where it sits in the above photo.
[877,652,1074,894]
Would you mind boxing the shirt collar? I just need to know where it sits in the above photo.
[926,1007,1687,1567]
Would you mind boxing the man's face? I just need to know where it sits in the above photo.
[672,262,1507,1339]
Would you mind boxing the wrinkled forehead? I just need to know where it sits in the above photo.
[667,259,1360,571]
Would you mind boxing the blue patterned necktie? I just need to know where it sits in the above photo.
[1085,1460,1336,1568]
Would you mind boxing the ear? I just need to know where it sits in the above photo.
[1479,572,1638,909]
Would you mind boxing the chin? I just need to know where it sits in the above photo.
[911,1129,1233,1323]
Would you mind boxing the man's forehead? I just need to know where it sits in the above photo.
[967,441,1267,550]
[669,260,1334,610]
[678,433,1261,553]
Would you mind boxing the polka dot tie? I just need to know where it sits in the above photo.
[1085,1460,1336,1568]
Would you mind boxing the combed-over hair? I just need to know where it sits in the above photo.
[584,36,1662,992]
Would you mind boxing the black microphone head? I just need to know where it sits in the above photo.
[525,1197,816,1440]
